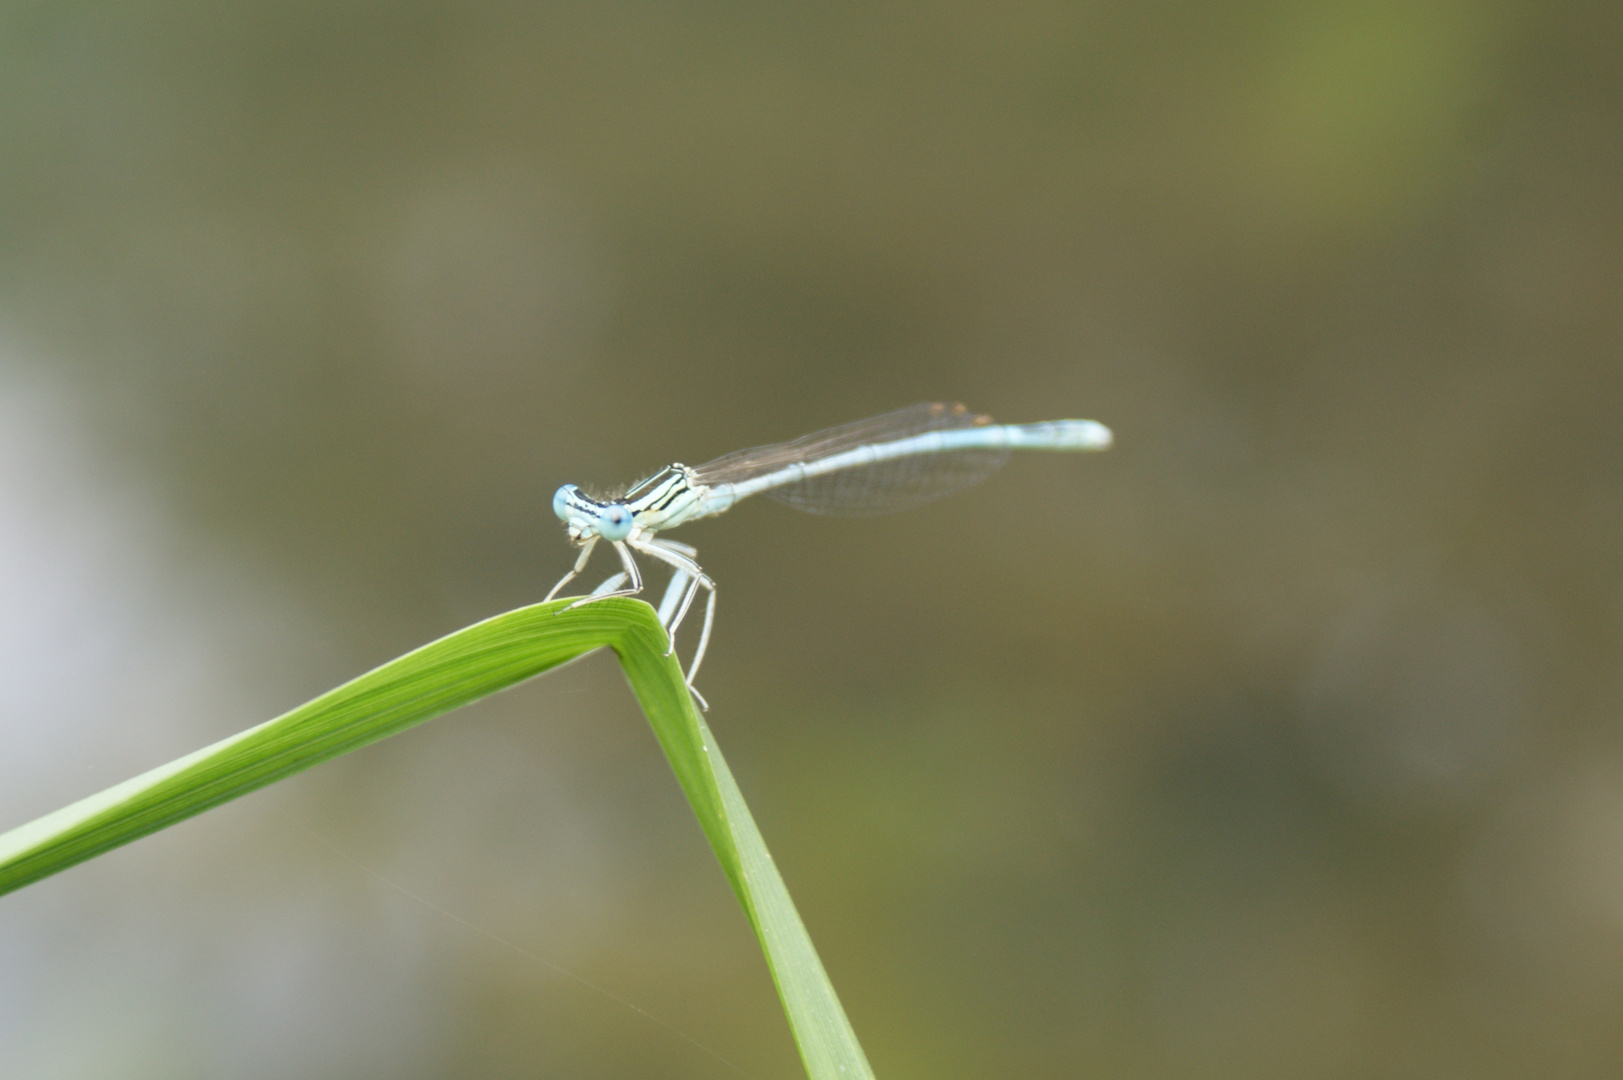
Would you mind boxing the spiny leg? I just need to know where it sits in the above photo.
[544,536,599,602]
[662,574,705,656]
[653,538,698,559]
[670,582,716,711]
[564,540,644,609]
[684,586,718,688]
[629,537,713,638]
[628,536,716,703]
[589,572,628,597]
[655,568,691,627]
[650,541,699,630]
[640,537,716,688]
[634,535,708,581]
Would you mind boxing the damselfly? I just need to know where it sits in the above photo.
[546,402,1112,708]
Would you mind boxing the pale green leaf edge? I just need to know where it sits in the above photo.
[0,598,874,1080]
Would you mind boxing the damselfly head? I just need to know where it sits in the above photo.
[553,483,635,543]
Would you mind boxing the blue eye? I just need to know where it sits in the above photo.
[598,503,633,541]
[552,485,577,522]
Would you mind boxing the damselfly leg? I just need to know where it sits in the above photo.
[543,533,716,709]
[561,539,643,609]
[543,536,600,603]
[630,537,714,644]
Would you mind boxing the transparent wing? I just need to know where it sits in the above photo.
[691,402,1012,516]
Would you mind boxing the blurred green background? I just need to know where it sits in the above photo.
[2,1,1621,1077]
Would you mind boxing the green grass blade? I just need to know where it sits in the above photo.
[0,597,874,1080]
[619,623,877,1080]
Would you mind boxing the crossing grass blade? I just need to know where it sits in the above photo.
[0,597,874,1080]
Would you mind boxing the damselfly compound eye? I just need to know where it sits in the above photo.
[599,503,633,541]
[552,485,577,522]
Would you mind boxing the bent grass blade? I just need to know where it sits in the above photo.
[0,598,874,1080]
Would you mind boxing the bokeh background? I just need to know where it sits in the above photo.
[2,2,1621,1078]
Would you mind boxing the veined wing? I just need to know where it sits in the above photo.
[691,402,1012,516]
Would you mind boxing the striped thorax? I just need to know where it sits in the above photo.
[551,464,732,545]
